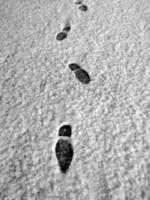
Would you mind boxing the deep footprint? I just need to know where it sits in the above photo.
[74,68,91,84]
[55,139,73,173]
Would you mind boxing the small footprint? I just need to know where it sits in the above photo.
[78,4,88,11]
[56,31,68,41]
[62,23,71,33]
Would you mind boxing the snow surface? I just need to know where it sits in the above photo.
[0,0,150,199]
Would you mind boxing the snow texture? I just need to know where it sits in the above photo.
[0,0,150,199]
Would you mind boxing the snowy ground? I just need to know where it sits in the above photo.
[0,0,150,199]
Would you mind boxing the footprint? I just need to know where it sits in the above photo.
[56,31,67,41]
[74,68,91,84]
[55,139,73,173]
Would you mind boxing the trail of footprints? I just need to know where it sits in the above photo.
[55,1,90,174]
[74,0,88,11]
